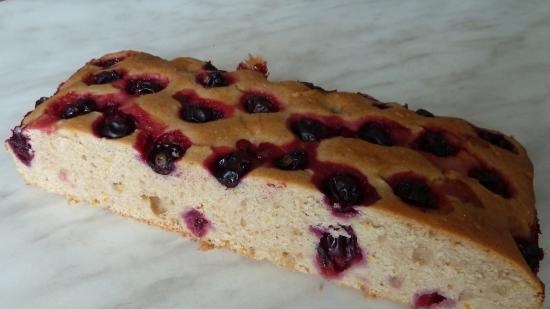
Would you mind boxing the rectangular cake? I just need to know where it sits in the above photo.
[5,51,545,309]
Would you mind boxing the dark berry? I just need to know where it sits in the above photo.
[415,109,434,117]
[392,179,436,209]
[61,98,96,119]
[291,118,329,142]
[324,174,363,210]
[358,122,392,146]
[515,238,544,273]
[147,143,184,175]
[97,110,136,139]
[126,79,165,96]
[468,167,510,198]
[35,97,48,107]
[214,152,252,188]
[92,70,121,84]
[183,209,210,238]
[196,71,229,88]
[243,94,278,113]
[7,126,34,166]
[416,131,458,157]
[316,226,361,275]
[413,292,449,309]
[92,58,121,68]
[202,61,218,71]
[476,128,516,153]
[181,104,223,123]
[274,149,307,170]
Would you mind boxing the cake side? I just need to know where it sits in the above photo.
[6,127,543,309]
[5,50,544,309]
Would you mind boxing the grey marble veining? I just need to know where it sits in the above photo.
[0,0,549,308]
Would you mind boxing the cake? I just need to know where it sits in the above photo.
[5,50,545,309]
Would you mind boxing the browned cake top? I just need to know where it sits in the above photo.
[16,50,542,276]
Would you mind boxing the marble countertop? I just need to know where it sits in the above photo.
[1,0,549,308]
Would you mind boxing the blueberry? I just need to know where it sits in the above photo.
[181,104,223,123]
[7,126,34,166]
[126,79,165,96]
[202,61,218,71]
[61,98,96,119]
[316,226,361,274]
[324,174,363,210]
[35,96,49,107]
[147,143,184,175]
[358,122,392,146]
[292,118,329,142]
[416,131,458,157]
[243,94,278,113]
[92,70,121,84]
[392,179,436,209]
[98,111,136,139]
[274,149,307,170]
[214,152,252,188]
[197,71,228,88]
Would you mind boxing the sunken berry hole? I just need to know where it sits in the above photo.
[85,70,122,85]
[414,130,458,157]
[7,125,34,166]
[196,71,231,88]
[468,167,511,198]
[387,173,438,210]
[316,225,363,277]
[125,77,167,96]
[241,93,280,113]
[475,127,516,153]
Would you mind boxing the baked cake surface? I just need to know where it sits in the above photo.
[5,50,545,309]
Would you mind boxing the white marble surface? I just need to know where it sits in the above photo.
[1,0,549,308]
